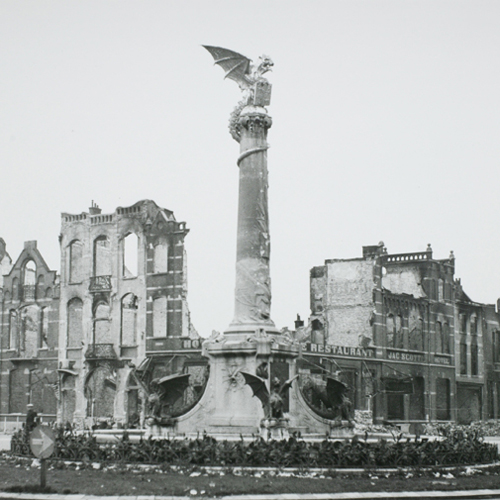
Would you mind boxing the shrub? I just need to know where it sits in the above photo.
[10,426,498,468]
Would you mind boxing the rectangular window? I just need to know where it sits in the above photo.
[436,378,450,420]
[471,340,478,376]
[460,336,467,375]
[494,331,500,363]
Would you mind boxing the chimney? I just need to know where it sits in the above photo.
[89,200,102,215]
[294,314,304,330]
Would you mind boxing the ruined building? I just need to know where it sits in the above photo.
[302,242,500,426]
[58,200,205,428]
[0,200,206,430]
[0,241,60,421]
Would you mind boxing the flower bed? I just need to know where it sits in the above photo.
[10,426,498,468]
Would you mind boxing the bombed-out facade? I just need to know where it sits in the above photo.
[0,241,60,423]
[0,200,206,431]
[302,242,500,427]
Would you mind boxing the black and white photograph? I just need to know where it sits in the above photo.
[1,1,500,498]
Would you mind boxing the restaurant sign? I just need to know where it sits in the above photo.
[303,343,376,358]
[387,350,425,363]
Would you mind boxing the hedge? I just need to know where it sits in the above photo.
[10,426,498,468]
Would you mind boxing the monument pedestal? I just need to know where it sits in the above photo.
[201,332,299,435]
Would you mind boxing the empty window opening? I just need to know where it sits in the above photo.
[40,307,49,348]
[67,298,83,348]
[93,302,111,344]
[123,233,139,277]
[121,294,138,346]
[93,236,112,276]
[8,310,17,350]
[23,260,36,301]
[69,240,83,283]
[153,240,169,273]
[153,296,167,337]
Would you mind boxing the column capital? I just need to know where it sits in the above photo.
[238,107,272,134]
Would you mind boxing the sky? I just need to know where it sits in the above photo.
[1,1,500,337]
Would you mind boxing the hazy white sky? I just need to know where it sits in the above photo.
[1,1,500,337]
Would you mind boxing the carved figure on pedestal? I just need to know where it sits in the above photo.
[203,45,273,143]
[300,374,353,423]
[241,372,298,419]
[146,373,190,426]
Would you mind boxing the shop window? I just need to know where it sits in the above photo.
[69,240,83,283]
[153,296,167,337]
[121,294,138,346]
[436,378,450,420]
[123,233,138,278]
[93,236,112,276]
[387,394,404,420]
[67,298,83,348]
[409,376,425,420]
[153,239,169,273]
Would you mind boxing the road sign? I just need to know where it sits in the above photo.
[29,425,55,459]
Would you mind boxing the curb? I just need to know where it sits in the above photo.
[3,490,500,500]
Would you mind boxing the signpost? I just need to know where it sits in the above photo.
[29,425,55,488]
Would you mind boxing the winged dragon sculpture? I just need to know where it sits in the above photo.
[241,371,298,419]
[301,375,353,421]
[203,45,274,141]
[146,373,190,425]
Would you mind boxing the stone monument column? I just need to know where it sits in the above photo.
[203,45,279,337]
[195,47,298,436]
[225,106,279,336]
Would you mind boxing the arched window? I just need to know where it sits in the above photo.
[93,301,111,344]
[153,296,167,337]
[93,236,112,276]
[23,260,36,301]
[67,298,83,348]
[23,260,36,285]
[69,240,83,283]
[153,239,169,273]
[121,294,138,346]
[123,233,139,277]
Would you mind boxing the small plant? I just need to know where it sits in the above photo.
[9,423,499,468]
